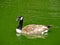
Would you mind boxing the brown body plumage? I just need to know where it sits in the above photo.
[21,24,48,35]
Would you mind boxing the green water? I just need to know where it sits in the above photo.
[0,0,60,45]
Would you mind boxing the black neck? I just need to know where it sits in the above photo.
[17,19,23,30]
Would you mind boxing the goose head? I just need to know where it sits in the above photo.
[16,16,23,21]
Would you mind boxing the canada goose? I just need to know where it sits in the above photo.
[16,16,52,38]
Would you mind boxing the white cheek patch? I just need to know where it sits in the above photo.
[20,17,23,20]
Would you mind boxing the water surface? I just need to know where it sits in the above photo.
[0,0,60,45]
